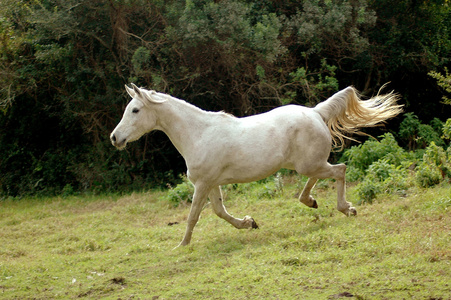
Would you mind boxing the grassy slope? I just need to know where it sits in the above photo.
[0,180,450,299]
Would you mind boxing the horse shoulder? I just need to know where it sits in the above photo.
[183,114,237,171]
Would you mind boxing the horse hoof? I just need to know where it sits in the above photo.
[251,218,259,229]
[243,216,259,229]
[311,200,318,209]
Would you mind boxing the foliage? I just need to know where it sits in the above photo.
[342,133,409,182]
[443,118,451,141]
[254,173,285,198]
[415,162,443,188]
[398,113,445,150]
[429,67,451,105]
[415,142,451,188]
[343,119,451,202]
[288,59,339,105]
[354,159,408,203]
[161,174,194,207]
[0,0,450,197]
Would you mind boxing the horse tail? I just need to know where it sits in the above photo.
[313,85,403,151]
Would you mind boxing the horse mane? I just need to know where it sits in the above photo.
[155,91,237,119]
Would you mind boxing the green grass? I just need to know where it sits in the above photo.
[1,179,450,299]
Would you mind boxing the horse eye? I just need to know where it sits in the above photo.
[132,108,140,114]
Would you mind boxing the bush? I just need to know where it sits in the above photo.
[342,133,409,182]
[399,113,445,149]
[161,175,194,207]
[355,159,409,203]
[415,142,451,187]
[415,163,442,188]
[428,67,451,105]
[443,118,451,141]
[258,173,284,199]
[340,118,451,203]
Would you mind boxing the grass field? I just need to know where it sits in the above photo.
[1,177,450,299]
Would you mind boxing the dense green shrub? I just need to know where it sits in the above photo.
[161,175,194,207]
[398,113,445,149]
[346,120,451,202]
[443,119,451,141]
[415,163,443,188]
[429,67,451,105]
[355,159,409,203]
[342,133,410,182]
[257,173,284,199]
[415,142,451,188]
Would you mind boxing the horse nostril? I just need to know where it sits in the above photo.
[111,134,116,142]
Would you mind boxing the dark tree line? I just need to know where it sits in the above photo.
[0,0,450,197]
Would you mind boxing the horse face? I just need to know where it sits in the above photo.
[110,97,156,150]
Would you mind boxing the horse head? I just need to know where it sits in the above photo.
[110,83,165,150]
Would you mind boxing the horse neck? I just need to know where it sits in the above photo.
[154,97,210,157]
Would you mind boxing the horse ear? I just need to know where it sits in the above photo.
[125,84,135,98]
[143,90,166,104]
[126,83,165,104]
[131,83,143,98]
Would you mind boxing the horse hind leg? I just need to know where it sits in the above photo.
[324,163,357,216]
[299,163,356,216]
[209,186,258,229]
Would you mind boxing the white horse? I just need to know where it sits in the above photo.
[111,84,401,246]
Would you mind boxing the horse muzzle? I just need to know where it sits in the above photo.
[110,132,127,150]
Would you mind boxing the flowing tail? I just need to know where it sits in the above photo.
[313,86,403,150]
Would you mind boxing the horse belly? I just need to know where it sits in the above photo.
[219,149,286,184]
[211,127,293,184]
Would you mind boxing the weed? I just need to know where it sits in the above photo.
[355,159,409,203]
[415,142,451,187]
[161,174,194,206]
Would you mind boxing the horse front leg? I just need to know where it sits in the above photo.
[177,183,209,247]
[209,186,258,229]
[299,177,319,208]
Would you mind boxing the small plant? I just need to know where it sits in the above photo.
[257,172,284,199]
[355,177,383,204]
[355,159,409,203]
[62,184,75,197]
[415,163,442,188]
[274,172,284,194]
[162,174,194,206]
[415,142,451,187]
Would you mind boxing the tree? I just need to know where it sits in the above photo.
[429,68,451,105]
[0,0,450,196]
